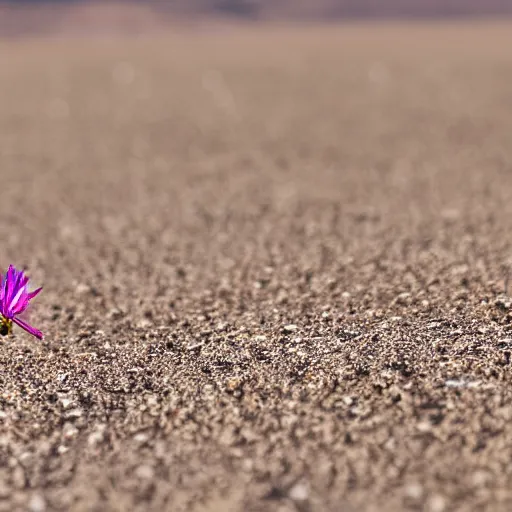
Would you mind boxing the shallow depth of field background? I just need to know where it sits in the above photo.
[2,3,512,512]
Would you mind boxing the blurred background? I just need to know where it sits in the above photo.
[3,2,512,512]
[2,0,512,37]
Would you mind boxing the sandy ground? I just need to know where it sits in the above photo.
[1,22,512,512]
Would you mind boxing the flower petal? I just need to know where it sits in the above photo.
[2,270,9,308]
[27,287,42,300]
[13,317,43,340]
[10,286,25,313]
[5,265,17,306]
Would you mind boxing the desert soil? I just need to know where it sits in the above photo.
[1,22,512,512]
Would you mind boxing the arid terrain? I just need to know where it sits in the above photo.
[2,22,512,512]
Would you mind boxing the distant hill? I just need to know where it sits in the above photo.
[171,0,512,19]
[3,0,512,18]
[1,0,512,37]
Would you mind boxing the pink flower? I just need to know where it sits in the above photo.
[0,265,43,340]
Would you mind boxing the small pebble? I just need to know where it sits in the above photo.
[63,423,79,440]
[64,408,83,419]
[134,465,154,480]
[289,481,309,502]
[428,494,446,512]
[60,398,74,410]
[471,470,491,487]
[405,483,423,500]
[28,493,46,512]
[225,377,242,392]
[75,283,90,295]
[134,433,150,445]
[88,429,105,447]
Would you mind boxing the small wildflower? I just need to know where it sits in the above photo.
[0,265,43,340]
